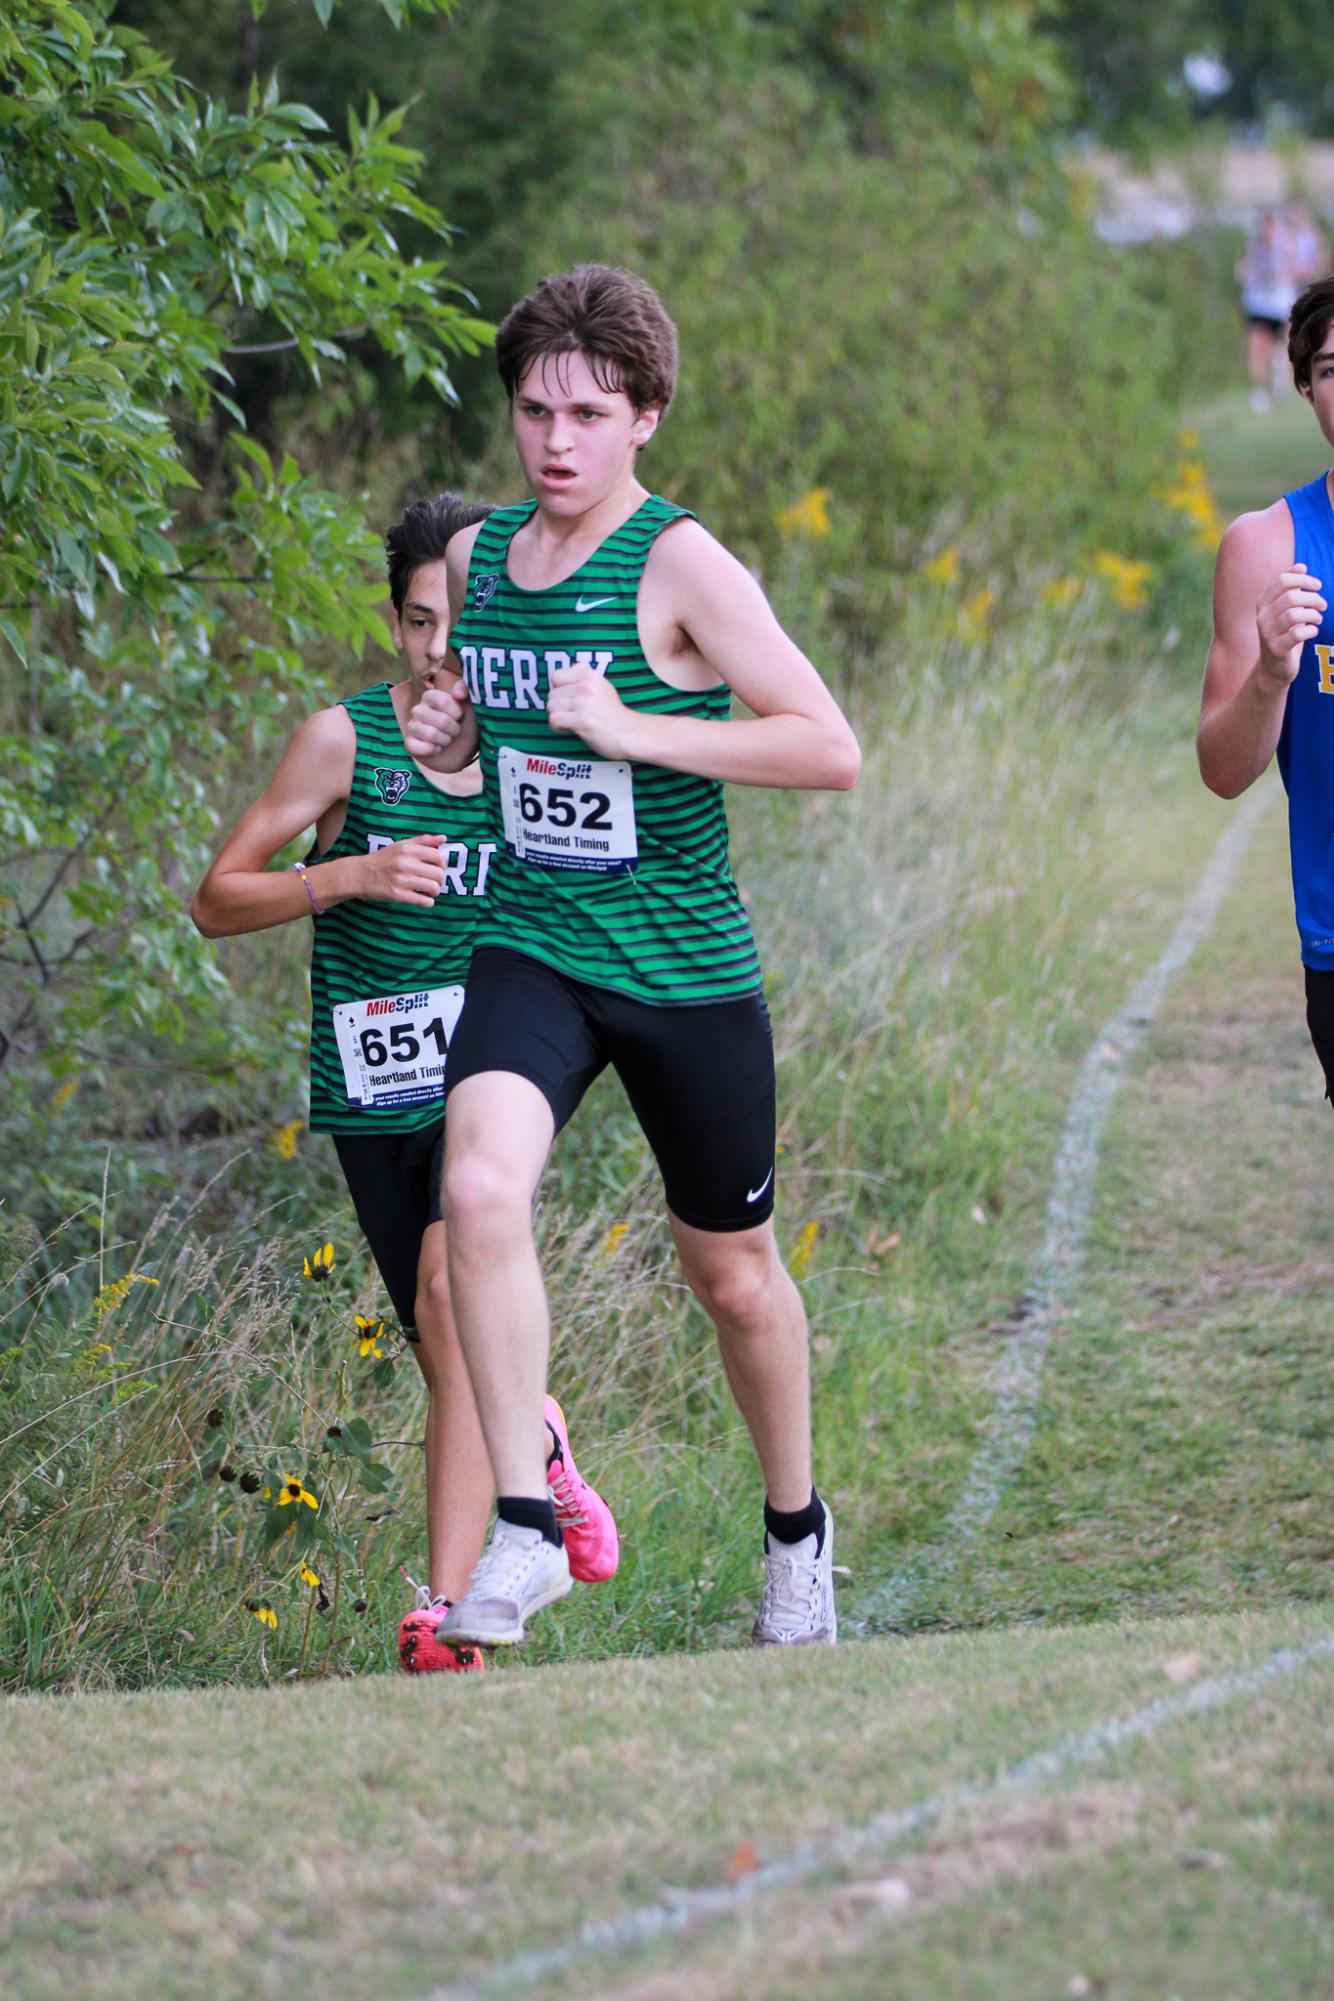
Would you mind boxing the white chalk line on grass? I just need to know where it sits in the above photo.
[852,782,1275,1635]
[425,1623,1334,2001]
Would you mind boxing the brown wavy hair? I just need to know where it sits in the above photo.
[495,264,678,415]
[1289,274,1334,392]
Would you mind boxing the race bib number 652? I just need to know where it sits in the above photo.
[332,984,465,1110]
[498,747,637,875]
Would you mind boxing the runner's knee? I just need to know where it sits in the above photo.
[442,1145,530,1243]
[687,1246,778,1329]
[417,1265,453,1338]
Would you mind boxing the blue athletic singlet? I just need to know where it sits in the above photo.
[1277,471,1334,968]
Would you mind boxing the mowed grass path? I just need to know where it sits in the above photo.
[6,771,1333,1999]
[2,1605,1329,1999]
[913,804,1334,1635]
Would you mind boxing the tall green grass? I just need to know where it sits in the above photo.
[1,574,1221,1691]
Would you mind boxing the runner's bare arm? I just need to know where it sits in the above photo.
[191,707,447,937]
[400,526,483,770]
[1198,503,1326,798]
[544,521,860,790]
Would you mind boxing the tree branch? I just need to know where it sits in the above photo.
[0,928,97,1076]
[25,820,102,931]
[221,325,366,357]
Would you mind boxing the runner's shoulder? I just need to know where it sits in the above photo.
[643,513,754,605]
[283,701,357,791]
[446,518,488,602]
[1217,498,1294,574]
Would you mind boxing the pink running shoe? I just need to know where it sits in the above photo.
[397,1570,484,1674]
[544,1395,620,1584]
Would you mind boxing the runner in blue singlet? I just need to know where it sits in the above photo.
[1199,272,1334,1092]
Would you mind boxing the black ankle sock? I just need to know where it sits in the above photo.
[764,1489,825,1552]
[497,1494,563,1549]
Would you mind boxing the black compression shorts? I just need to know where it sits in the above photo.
[445,945,777,1232]
[332,1122,444,1338]
[1305,966,1334,1103]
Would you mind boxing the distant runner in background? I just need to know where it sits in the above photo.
[1236,205,1316,411]
[1199,274,1334,1097]
[191,493,619,1674]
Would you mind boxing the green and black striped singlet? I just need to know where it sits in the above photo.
[307,682,494,1133]
[449,495,762,1006]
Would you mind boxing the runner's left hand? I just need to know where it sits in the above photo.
[547,665,638,759]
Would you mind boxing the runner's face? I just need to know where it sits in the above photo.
[512,351,659,513]
[391,558,453,692]
[1304,331,1334,449]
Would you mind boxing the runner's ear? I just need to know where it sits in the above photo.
[631,404,661,450]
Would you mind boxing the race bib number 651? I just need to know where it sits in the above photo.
[498,747,637,875]
[333,984,465,1110]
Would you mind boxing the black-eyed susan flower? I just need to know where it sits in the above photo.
[354,1314,384,1359]
[298,1564,321,1589]
[249,1604,277,1629]
[276,1477,318,1511]
[302,1241,335,1281]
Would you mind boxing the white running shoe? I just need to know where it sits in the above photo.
[435,1519,571,1647]
[751,1508,837,1646]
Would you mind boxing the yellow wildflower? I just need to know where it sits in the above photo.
[1040,577,1082,609]
[600,1222,629,1259]
[298,1564,321,1590]
[776,487,832,539]
[355,1313,384,1359]
[1089,551,1153,611]
[50,1076,80,1112]
[276,1478,318,1511]
[251,1604,277,1629]
[92,1273,160,1318]
[272,1118,304,1161]
[959,586,995,643]
[923,545,961,586]
[789,1220,820,1277]
[1157,458,1224,550]
[303,1241,335,1280]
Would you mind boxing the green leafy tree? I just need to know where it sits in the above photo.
[0,0,487,1095]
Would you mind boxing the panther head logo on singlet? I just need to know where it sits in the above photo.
[474,574,501,611]
[373,767,412,805]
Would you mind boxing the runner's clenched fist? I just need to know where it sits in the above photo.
[1257,563,1327,686]
[356,833,448,907]
[404,676,473,763]
[546,664,637,758]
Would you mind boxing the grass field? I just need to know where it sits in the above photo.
[3,391,1332,1998]
[3,1611,1330,1999]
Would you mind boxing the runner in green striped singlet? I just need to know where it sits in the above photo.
[406,265,862,1653]
[452,493,762,1004]
[192,494,619,1674]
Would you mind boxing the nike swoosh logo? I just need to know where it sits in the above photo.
[746,1167,775,1203]
[574,595,617,613]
